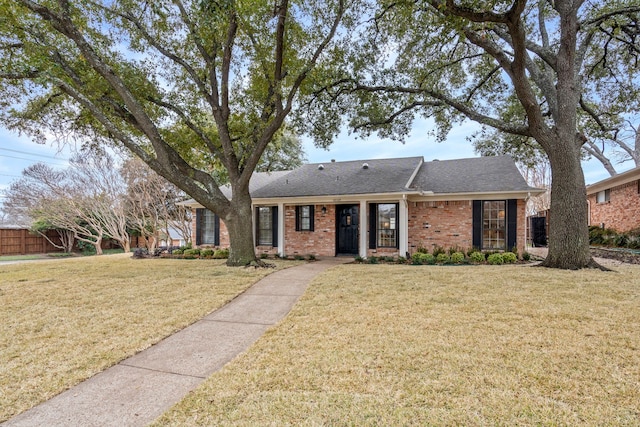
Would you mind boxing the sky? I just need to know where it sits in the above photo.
[0,116,631,205]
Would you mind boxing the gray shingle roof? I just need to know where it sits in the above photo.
[183,155,536,205]
[251,157,424,198]
[219,170,291,198]
[410,156,534,193]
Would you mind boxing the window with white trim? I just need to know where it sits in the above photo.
[257,207,273,246]
[596,189,610,203]
[377,203,397,248]
[295,205,314,231]
[482,201,506,250]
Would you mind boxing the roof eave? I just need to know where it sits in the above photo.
[411,188,545,201]
[586,167,640,194]
[252,191,422,205]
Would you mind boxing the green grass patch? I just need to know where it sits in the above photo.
[0,255,47,262]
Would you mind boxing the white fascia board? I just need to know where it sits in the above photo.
[409,189,546,202]
[586,168,640,195]
[404,157,424,189]
[176,199,204,208]
[252,191,422,206]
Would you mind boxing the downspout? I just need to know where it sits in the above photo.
[523,192,530,250]
[400,194,409,257]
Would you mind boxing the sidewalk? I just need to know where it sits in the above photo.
[3,257,351,427]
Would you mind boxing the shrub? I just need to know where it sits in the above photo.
[502,252,518,264]
[416,245,429,254]
[354,255,364,263]
[183,248,200,259]
[469,251,485,263]
[436,253,450,264]
[466,246,480,257]
[487,253,504,265]
[614,233,630,247]
[448,246,463,255]
[213,248,229,259]
[294,254,306,260]
[432,245,446,257]
[450,252,465,264]
[383,256,395,263]
[522,251,531,261]
[200,248,215,257]
[396,256,407,264]
[172,249,184,255]
[411,253,423,265]
[420,253,436,265]
[307,254,316,260]
[368,256,379,264]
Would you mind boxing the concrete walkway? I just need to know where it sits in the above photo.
[3,257,351,427]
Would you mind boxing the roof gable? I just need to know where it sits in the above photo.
[410,156,535,194]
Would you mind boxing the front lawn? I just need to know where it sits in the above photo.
[154,264,640,426]
[0,254,299,422]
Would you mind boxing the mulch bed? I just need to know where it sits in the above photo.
[590,247,640,265]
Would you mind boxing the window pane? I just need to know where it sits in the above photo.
[258,207,272,246]
[482,201,506,250]
[200,210,217,244]
[377,203,397,247]
[299,205,311,231]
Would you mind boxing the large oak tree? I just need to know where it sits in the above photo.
[306,0,640,269]
[0,0,350,265]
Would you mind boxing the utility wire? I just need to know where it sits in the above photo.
[0,153,68,167]
[0,147,69,161]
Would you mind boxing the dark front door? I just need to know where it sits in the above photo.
[336,204,359,254]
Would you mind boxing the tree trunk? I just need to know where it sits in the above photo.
[94,236,103,255]
[224,190,257,266]
[542,144,593,269]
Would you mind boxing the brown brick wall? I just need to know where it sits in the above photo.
[407,201,473,254]
[193,198,527,257]
[516,199,526,254]
[589,180,640,232]
[285,204,337,256]
[406,199,526,255]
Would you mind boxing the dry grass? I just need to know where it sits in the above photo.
[0,254,299,422]
[154,264,640,426]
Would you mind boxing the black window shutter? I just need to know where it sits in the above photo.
[272,206,278,247]
[507,199,517,251]
[369,203,377,249]
[472,201,482,249]
[295,206,300,231]
[309,205,315,231]
[254,207,259,246]
[214,214,220,246]
[195,209,203,246]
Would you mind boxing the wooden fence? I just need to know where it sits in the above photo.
[0,229,64,256]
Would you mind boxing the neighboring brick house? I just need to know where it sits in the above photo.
[183,156,544,258]
[587,166,640,232]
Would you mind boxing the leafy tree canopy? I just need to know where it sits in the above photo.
[305,0,639,269]
[0,0,353,265]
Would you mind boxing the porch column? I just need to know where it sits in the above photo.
[399,197,409,257]
[359,200,367,259]
[277,202,285,256]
